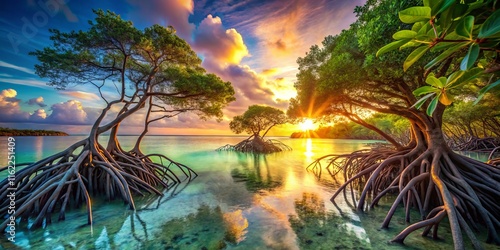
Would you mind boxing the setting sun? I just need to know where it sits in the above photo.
[299,119,315,131]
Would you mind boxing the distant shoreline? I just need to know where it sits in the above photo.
[0,127,68,136]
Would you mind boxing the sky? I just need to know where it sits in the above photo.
[0,0,366,135]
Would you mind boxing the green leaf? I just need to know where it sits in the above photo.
[404,46,429,72]
[455,16,474,39]
[412,22,424,32]
[412,93,435,109]
[460,43,480,70]
[448,67,483,89]
[413,85,439,96]
[399,7,432,24]
[425,42,469,70]
[400,41,422,50]
[445,71,465,87]
[425,74,444,88]
[417,22,432,35]
[426,95,440,116]
[393,30,417,40]
[478,9,500,38]
[434,0,455,16]
[474,79,500,104]
[376,39,410,57]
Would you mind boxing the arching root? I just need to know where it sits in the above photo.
[0,138,197,230]
[310,146,500,250]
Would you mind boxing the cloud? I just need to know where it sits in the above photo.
[231,0,365,73]
[27,96,47,107]
[0,88,97,125]
[268,38,287,51]
[262,68,279,76]
[127,0,195,39]
[193,14,249,65]
[0,60,35,74]
[200,59,289,119]
[30,108,47,122]
[46,100,89,125]
[0,77,49,88]
[60,90,100,101]
[0,89,30,122]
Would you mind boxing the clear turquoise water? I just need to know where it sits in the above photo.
[0,136,495,249]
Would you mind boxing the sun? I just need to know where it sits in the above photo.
[299,119,315,131]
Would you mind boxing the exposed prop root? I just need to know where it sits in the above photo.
[216,135,291,154]
[0,138,197,230]
[487,146,500,166]
[450,137,500,152]
[309,146,500,250]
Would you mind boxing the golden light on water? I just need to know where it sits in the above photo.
[305,138,314,159]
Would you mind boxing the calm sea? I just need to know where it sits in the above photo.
[0,136,493,249]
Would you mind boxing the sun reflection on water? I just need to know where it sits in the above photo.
[304,138,314,160]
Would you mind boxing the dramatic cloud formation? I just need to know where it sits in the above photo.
[0,89,30,122]
[27,96,46,107]
[127,0,195,39]
[233,0,365,74]
[0,88,96,125]
[193,14,249,65]
[48,100,89,125]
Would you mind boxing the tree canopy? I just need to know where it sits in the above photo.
[378,0,500,114]
[230,105,287,137]
[218,105,290,153]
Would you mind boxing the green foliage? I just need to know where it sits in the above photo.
[378,0,500,115]
[230,105,287,137]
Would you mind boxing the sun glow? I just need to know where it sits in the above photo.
[299,119,315,131]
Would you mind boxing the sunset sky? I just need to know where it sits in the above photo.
[0,0,366,135]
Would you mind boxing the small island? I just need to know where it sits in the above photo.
[0,127,68,136]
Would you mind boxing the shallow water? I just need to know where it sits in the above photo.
[0,136,495,249]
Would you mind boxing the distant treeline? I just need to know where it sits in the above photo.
[291,114,410,144]
[0,127,68,136]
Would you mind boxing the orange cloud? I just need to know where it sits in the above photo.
[61,90,100,101]
[241,0,365,73]
[193,14,249,65]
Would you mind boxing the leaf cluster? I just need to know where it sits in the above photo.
[378,0,500,115]
[230,105,287,136]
